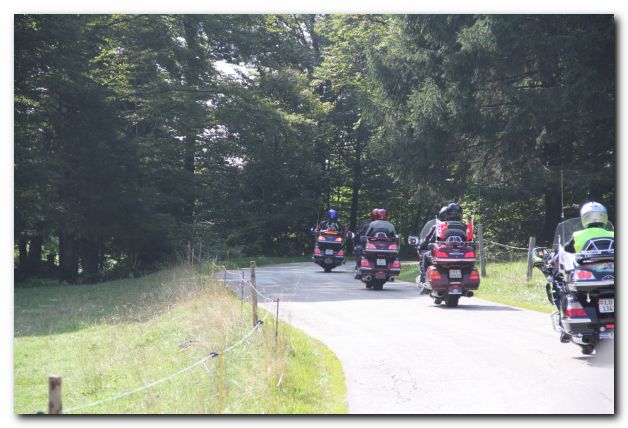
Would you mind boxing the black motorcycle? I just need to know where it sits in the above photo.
[532,218,614,355]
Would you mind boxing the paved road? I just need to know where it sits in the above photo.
[227,262,614,414]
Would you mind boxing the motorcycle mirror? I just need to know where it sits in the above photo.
[531,247,548,266]
[408,235,419,246]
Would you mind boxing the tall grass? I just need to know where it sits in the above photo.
[14,265,346,414]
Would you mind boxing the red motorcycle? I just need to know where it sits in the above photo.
[409,219,480,307]
[357,232,401,290]
[312,229,346,272]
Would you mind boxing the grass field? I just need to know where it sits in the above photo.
[14,265,346,414]
[398,260,554,313]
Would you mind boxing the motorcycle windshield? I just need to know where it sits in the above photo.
[553,218,614,250]
[420,219,437,241]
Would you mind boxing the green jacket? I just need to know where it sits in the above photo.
[569,227,614,253]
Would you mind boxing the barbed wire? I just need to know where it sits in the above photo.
[484,240,529,251]
[61,263,281,414]
[63,316,267,414]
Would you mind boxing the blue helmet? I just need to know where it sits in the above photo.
[327,209,338,221]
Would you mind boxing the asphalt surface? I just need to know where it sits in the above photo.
[225,262,614,414]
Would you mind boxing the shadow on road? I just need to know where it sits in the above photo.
[430,303,522,312]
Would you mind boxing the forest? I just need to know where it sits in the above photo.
[14,14,615,283]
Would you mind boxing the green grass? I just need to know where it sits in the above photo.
[14,266,347,414]
[398,260,553,313]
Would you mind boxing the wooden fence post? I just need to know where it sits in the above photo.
[478,223,486,277]
[526,236,537,281]
[275,298,280,345]
[250,261,259,326]
[48,375,62,414]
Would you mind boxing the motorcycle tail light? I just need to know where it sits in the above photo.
[566,302,587,318]
[314,248,321,255]
[388,243,398,250]
[318,236,325,241]
[464,251,475,258]
[428,268,441,280]
[361,258,370,267]
[469,270,480,280]
[337,250,344,256]
[392,260,401,268]
[605,323,615,329]
[434,250,448,258]
[366,243,376,249]
[574,270,593,280]
[335,237,343,242]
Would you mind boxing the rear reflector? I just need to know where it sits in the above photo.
[469,270,480,280]
[574,270,593,280]
[361,258,370,267]
[464,251,475,258]
[314,248,321,255]
[337,250,344,256]
[605,324,615,329]
[366,243,376,249]
[566,305,587,318]
[392,260,401,268]
[388,244,398,250]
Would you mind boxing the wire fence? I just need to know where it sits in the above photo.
[484,239,530,263]
[50,262,281,415]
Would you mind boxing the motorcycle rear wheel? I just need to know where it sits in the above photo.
[445,295,460,308]
[372,279,385,290]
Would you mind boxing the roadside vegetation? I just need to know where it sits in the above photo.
[399,260,553,313]
[14,265,347,414]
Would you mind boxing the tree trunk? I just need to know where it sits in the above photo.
[59,230,79,282]
[18,235,27,271]
[80,235,101,280]
[25,235,43,273]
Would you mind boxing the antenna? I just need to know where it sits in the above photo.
[560,168,565,246]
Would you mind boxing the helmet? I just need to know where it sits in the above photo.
[580,202,608,228]
[327,209,338,221]
[370,209,381,221]
[438,206,448,221]
[379,208,389,221]
[445,203,462,221]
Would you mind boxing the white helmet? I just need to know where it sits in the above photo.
[580,202,608,228]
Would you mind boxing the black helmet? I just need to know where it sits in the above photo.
[438,206,448,221]
[445,203,462,221]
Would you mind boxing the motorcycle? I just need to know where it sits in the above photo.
[311,228,346,272]
[356,232,401,290]
[408,219,480,307]
[532,218,614,355]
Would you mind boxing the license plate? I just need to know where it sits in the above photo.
[449,287,462,295]
[325,249,334,255]
[376,258,387,267]
[599,298,614,313]
[449,269,462,279]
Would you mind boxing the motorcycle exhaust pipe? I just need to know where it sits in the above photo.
[364,275,373,282]
[388,276,395,282]
[436,291,445,297]
[464,291,474,298]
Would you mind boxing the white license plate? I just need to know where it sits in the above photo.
[599,298,614,313]
[376,258,387,266]
[449,269,462,279]
[325,249,334,255]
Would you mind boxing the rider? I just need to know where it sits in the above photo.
[316,209,343,232]
[365,208,397,238]
[564,202,614,253]
[354,209,382,276]
[418,205,447,283]
[552,201,614,344]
